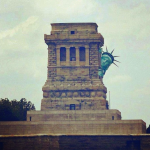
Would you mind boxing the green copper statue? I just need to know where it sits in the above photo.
[98,47,119,78]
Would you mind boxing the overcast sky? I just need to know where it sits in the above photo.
[0,0,150,126]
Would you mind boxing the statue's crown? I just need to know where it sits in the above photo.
[102,52,114,62]
[101,47,120,67]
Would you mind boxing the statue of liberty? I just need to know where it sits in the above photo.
[98,47,120,78]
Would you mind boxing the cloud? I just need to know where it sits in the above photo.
[134,79,150,96]
[133,87,150,97]
[35,0,99,15]
[97,3,150,52]
[0,15,40,57]
[108,75,132,84]
[0,15,45,80]
[0,16,38,40]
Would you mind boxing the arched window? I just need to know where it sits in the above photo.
[60,47,66,61]
[79,47,85,61]
[70,47,76,61]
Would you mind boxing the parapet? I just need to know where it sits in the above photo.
[44,22,104,45]
[51,23,98,34]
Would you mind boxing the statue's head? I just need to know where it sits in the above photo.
[101,52,114,71]
[98,47,119,77]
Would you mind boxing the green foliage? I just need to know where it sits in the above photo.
[147,125,150,134]
[0,98,35,121]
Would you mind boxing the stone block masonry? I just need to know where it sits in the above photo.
[42,23,105,111]
[27,110,121,121]
[1,134,150,150]
[0,120,146,135]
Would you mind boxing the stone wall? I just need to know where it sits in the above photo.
[0,120,146,135]
[57,67,89,77]
[41,78,108,110]
[89,43,99,79]
[27,110,121,121]
[42,23,105,111]
[41,99,108,111]
[48,43,57,78]
[0,135,59,150]
[0,134,150,150]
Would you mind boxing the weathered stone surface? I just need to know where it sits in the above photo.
[1,134,150,150]
[0,119,146,135]
[41,23,107,111]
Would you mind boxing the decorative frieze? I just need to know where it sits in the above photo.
[73,92,79,97]
[67,92,73,97]
[43,80,107,92]
[47,90,106,99]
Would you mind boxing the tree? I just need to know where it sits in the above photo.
[0,98,35,121]
[147,125,150,134]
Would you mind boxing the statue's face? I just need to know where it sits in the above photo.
[101,54,113,70]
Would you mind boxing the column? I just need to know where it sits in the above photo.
[76,46,79,66]
[56,46,60,66]
[66,47,70,66]
[85,45,89,66]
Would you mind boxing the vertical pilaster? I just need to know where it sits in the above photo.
[66,47,70,66]
[76,47,79,66]
[56,46,60,66]
[47,43,56,79]
[85,45,89,66]
[89,43,99,79]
